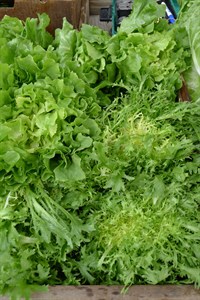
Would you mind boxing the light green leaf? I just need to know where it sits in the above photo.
[76,133,93,151]
[3,150,20,166]
[54,154,85,182]
[0,125,11,141]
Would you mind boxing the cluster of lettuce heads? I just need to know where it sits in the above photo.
[0,0,200,298]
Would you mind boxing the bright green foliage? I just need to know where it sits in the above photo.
[0,1,200,298]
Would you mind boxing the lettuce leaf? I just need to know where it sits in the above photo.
[119,0,166,34]
[176,0,200,101]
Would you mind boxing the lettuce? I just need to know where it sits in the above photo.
[119,0,166,34]
[0,4,200,299]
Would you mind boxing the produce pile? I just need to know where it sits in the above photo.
[0,0,200,298]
